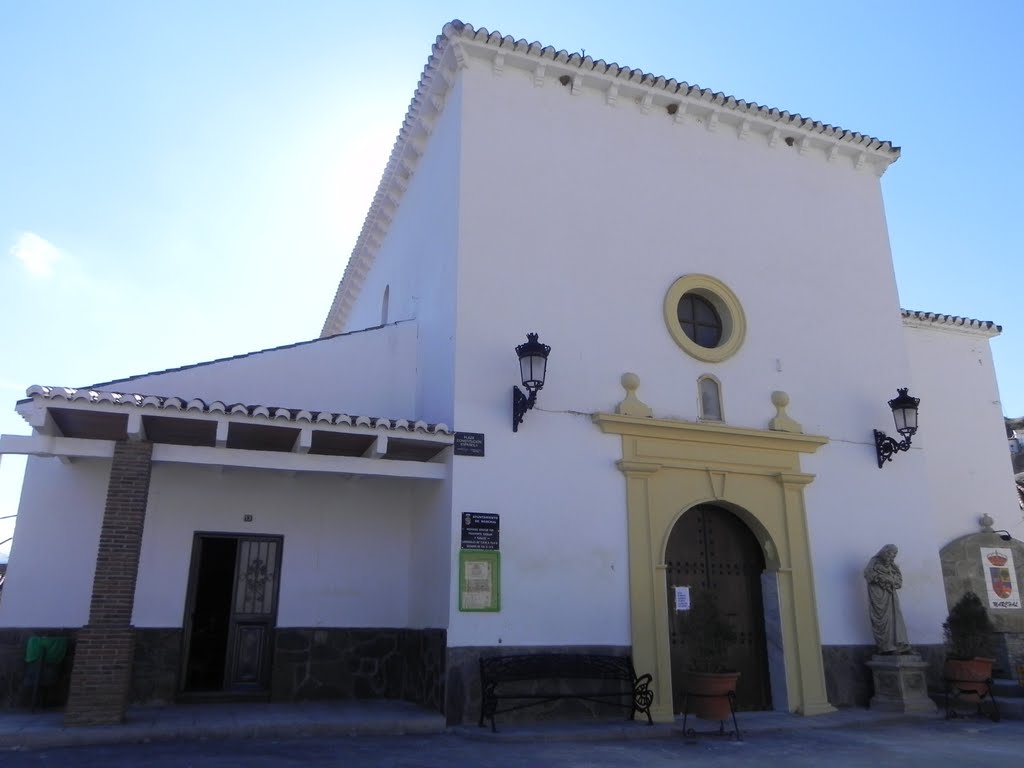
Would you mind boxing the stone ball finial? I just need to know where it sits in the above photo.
[615,372,652,418]
[979,513,994,532]
[769,390,802,433]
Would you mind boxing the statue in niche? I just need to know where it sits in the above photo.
[863,544,914,655]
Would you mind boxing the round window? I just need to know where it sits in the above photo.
[663,275,746,363]
[677,293,722,348]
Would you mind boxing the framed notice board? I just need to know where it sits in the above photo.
[459,549,500,612]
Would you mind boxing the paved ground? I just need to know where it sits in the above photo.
[0,717,1021,767]
[0,702,1022,768]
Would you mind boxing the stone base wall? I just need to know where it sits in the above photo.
[131,628,183,705]
[0,628,77,709]
[444,645,634,726]
[271,628,445,711]
[4,626,444,712]
[822,644,945,708]
[992,632,1024,678]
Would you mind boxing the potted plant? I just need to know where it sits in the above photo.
[942,591,995,699]
[678,589,740,721]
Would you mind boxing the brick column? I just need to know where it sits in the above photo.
[65,440,153,726]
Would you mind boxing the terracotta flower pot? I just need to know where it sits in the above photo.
[943,657,994,701]
[683,671,741,721]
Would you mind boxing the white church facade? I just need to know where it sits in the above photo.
[0,21,1020,726]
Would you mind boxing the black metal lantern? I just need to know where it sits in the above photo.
[512,332,551,432]
[874,388,920,468]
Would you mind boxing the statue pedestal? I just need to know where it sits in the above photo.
[866,654,937,714]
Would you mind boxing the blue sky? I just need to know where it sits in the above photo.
[2,2,1022,556]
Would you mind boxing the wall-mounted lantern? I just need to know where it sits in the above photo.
[512,333,551,432]
[874,388,920,468]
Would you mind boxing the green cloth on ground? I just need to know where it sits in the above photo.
[25,636,68,665]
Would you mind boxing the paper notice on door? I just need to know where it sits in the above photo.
[674,586,691,611]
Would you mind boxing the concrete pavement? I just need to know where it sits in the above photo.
[0,697,1014,751]
[0,706,1021,768]
[0,699,445,750]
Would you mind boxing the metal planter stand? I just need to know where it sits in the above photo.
[681,689,742,741]
[943,676,1000,722]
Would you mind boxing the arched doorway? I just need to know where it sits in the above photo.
[665,505,770,712]
[594,408,834,721]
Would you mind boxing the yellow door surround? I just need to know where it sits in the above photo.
[592,411,835,721]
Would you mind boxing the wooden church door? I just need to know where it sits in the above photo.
[665,505,771,712]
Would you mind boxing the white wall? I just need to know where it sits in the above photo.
[134,463,433,628]
[442,58,936,649]
[0,456,108,627]
[344,81,464,428]
[906,323,1020,543]
[97,321,419,420]
[407,472,452,628]
[1,455,450,630]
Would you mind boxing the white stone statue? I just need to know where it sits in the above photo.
[863,544,913,655]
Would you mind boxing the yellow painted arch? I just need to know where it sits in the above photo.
[593,412,834,721]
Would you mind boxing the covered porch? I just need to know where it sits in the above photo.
[0,386,454,724]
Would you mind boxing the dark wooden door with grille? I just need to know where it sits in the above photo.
[665,505,770,713]
[225,537,282,693]
[181,533,282,697]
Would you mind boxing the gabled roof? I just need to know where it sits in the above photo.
[900,309,1002,337]
[86,323,392,390]
[322,20,902,336]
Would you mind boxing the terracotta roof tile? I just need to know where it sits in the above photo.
[21,385,450,435]
[900,309,1002,335]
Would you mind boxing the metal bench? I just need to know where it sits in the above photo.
[478,653,654,732]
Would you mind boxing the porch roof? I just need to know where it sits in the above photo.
[3,386,453,481]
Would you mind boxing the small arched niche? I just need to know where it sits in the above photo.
[698,375,724,422]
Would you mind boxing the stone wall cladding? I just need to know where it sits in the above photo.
[993,632,1024,679]
[130,628,182,705]
[444,644,635,726]
[822,644,945,708]
[0,628,77,709]
[271,628,445,710]
[940,532,1024,676]
[65,441,153,726]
